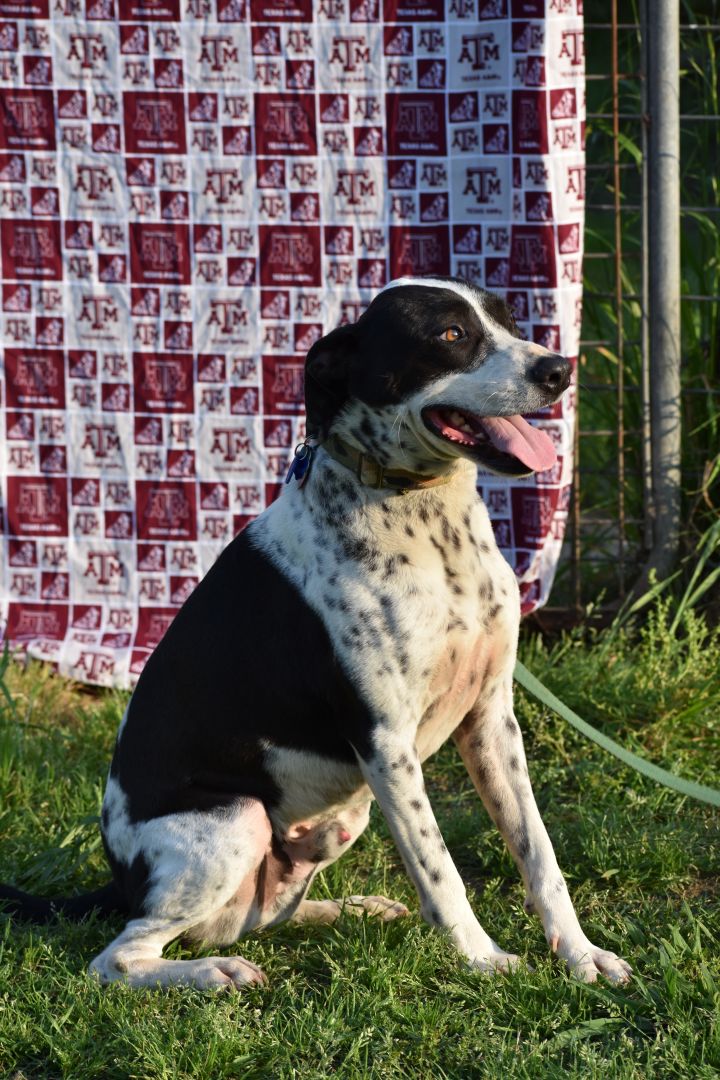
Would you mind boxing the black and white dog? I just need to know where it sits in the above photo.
[1,278,631,989]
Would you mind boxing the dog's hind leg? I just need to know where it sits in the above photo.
[90,919,267,990]
[453,678,632,985]
[90,795,272,990]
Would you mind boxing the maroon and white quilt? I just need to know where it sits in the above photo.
[0,0,584,687]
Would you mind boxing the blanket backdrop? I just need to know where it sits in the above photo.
[0,0,584,687]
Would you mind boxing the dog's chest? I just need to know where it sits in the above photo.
[412,552,511,760]
[416,632,492,761]
[252,474,518,816]
[328,491,518,753]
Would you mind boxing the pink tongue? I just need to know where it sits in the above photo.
[479,415,557,473]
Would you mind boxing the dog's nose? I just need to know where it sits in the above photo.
[528,353,572,396]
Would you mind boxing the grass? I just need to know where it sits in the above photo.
[0,600,718,1079]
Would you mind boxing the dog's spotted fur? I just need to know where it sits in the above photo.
[1,278,631,989]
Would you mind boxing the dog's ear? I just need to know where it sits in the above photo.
[304,323,357,438]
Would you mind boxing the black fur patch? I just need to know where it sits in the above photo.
[110,531,379,826]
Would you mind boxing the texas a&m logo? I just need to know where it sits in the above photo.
[64,31,109,74]
[455,29,502,78]
[262,356,304,415]
[454,161,508,219]
[325,162,383,220]
[5,348,65,408]
[387,95,446,155]
[335,168,373,206]
[130,223,190,284]
[74,163,114,202]
[199,34,238,71]
[510,226,557,287]
[557,27,584,67]
[329,35,369,71]
[321,31,378,89]
[75,420,124,471]
[69,649,116,685]
[259,226,320,286]
[209,424,251,463]
[82,549,127,593]
[6,604,68,642]
[7,476,68,536]
[124,92,186,154]
[133,353,193,413]
[198,164,249,215]
[136,481,197,540]
[255,94,316,155]
[1,220,61,280]
[512,90,548,153]
[0,90,55,150]
[390,226,449,278]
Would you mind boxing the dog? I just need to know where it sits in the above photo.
[0,277,631,989]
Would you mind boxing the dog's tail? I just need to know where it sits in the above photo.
[0,881,126,923]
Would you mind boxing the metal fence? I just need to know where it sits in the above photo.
[543,1,720,619]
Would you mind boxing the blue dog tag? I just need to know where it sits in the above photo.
[285,441,316,487]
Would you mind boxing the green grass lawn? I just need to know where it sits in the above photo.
[0,601,718,1079]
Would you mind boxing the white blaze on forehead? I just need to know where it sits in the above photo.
[380,276,542,353]
[381,275,495,332]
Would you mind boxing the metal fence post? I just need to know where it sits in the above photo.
[641,0,682,586]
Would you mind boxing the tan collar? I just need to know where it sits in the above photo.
[322,434,452,492]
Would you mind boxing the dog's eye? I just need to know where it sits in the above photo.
[439,326,464,342]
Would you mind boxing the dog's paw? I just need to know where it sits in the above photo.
[555,939,632,985]
[344,895,410,921]
[203,956,268,990]
[467,949,523,975]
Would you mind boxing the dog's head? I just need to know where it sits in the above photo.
[305,276,572,479]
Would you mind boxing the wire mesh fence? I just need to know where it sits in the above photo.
[545,1,720,618]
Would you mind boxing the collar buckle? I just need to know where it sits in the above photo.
[357,453,384,489]
[324,434,450,493]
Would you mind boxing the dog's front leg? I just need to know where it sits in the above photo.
[355,735,520,972]
[453,680,632,984]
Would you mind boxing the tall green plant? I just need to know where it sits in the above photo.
[562,2,720,610]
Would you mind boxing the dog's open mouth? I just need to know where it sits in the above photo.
[423,406,557,476]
